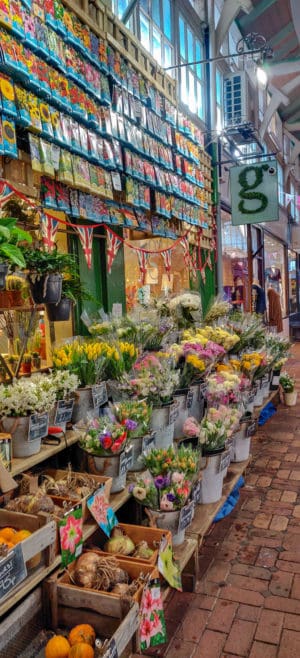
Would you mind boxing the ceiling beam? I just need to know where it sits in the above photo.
[215,0,253,54]
[259,76,300,141]
[268,22,294,49]
[238,0,277,29]
[266,57,300,76]
[285,122,300,132]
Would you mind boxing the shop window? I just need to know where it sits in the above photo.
[290,182,300,222]
[288,250,297,314]
[123,237,189,310]
[277,163,284,207]
[139,0,174,68]
[264,234,286,316]
[178,13,205,120]
[221,209,249,311]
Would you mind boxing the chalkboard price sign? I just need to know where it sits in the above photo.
[219,449,231,473]
[0,544,27,601]
[142,433,156,454]
[55,399,74,425]
[28,412,49,442]
[186,389,194,409]
[169,402,179,424]
[92,383,108,408]
[178,500,195,532]
[119,445,133,475]
[191,480,202,503]
[103,638,118,658]
[247,420,257,437]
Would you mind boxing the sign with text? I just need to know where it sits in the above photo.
[103,638,118,658]
[186,389,194,409]
[28,412,48,442]
[246,420,257,437]
[230,160,279,225]
[191,479,202,503]
[169,402,179,424]
[0,544,27,601]
[54,399,74,425]
[219,449,231,473]
[142,433,156,454]
[119,445,133,475]
[92,383,108,408]
[178,500,195,532]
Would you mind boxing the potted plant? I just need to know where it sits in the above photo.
[280,372,297,406]
[0,217,32,288]
[45,265,93,322]
[0,375,57,457]
[78,416,129,493]
[128,445,199,546]
[5,273,27,307]
[22,247,75,305]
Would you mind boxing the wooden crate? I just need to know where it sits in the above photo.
[45,555,158,620]
[42,468,112,522]
[87,523,172,565]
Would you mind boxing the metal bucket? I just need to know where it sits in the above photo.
[71,387,99,425]
[85,451,127,493]
[147,508,185,546]
[173,390,189,440]
[200,451,226,504]
[2,416,42,458]
[150,403,174,449]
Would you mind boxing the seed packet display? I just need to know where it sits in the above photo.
[56,182,70,212]
[104,171,113,199]
[112,139,123,170]
[0,75,16,118]
[58,149,74,185]
[14,86,30,127]
[39,101,54,139]
[39,138,55,177]
[102,140,115,169]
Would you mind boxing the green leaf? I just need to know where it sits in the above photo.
[0,225,10,241]
[11,227,32,244]
[0,244,26,268]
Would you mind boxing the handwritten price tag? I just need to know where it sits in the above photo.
[186,389,194,409]
[28,412,48,442]
[54,399,74,425]
[246,420,257,437]
[191,480,202,503]
[92,383,108,408]
[103,638,118,658]
[0,544,27,601]
[119,445,133,475]
[142,433,156,454]
[169,402,179,424]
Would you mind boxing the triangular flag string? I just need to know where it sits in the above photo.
[161,249,172,281]
[106,228,122,274]
[75,226,94,269]
[137,250,150,285]
[0,181,15,206]
[179,235,191,269]
[40,214,59,252]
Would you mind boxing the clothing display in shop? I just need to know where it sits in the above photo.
[252,284,266,314]
[267,287,283,333]
[265,267,282,292]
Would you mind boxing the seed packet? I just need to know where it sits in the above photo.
[58,504,83,568]
[58,149,74,185]
[69,188,80,217]
[56,181,70,212]
[111,140,123,171]
[102,139,114,169]
[29,133,42,171]
[0,75,16,118]
[79,125,89,157]
[100,74,111,105]
[104,171,113,199]
[40,175,57,207]
[60,113,71,148]
[50,106,64,145]
[39,138,54,177]
[39,101,53,139]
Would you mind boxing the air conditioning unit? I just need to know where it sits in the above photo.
[223,71,251,129]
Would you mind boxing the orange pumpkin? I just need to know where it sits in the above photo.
[12,529,32,544]
[68,643,94,658]
[68,624,95,647]
[0,527,16,542]
[45,635,70,658]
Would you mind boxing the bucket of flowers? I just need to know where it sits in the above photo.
[279,372,297,406]
[129,445,199,546]
[78,415,132,493]
[112,399,153,471]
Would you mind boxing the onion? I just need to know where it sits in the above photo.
[104,535,135,556]
[111,583,130,595]
[71,552,129,591]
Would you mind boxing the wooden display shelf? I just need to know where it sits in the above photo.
[186,458,251,546]
[11,430,80,477]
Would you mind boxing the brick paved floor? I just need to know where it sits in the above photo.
[137,343,300,658]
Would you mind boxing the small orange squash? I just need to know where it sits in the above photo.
[45,635,70,658]
[68,643,94,658]
[68,624,95,647]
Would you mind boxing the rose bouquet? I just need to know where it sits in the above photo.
[112,399,152,438]
[129,445,199,511]
[78,416,127,456]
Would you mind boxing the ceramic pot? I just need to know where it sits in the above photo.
[46,298,72,322]
[29,273,62,304]
[284,391,297,406]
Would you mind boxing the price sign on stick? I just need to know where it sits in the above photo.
[28,413,48,442]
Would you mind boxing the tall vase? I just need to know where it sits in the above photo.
[84,449,130,493]
[1,416,43,458]
[200,447,227,504]
[71,387,99,425]
[147,508,185,546]
[173,389,189,440]
[150,400,175,449]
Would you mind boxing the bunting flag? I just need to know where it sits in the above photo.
[180,235,191,268]
[285,193,293,207]
[161,249,172,281]
[75,226,94,269]
[190,247,198,281]
[106,229,122,274]
[40,213,59,251]
[0,180,14,205]
[137,250,149,285]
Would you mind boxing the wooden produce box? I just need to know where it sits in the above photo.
[46,554,158,620]
[87,523,172,565]
[38,468,112,522]
[0,509,56,605]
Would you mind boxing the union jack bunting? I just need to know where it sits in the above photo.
[161,249,172,281]
[137,249,149,285]
[40,213,59,252]
[106,229,122,274]
[0,180,14,206]
[190,247,198,281]
[179,235,191,269]
[75,226,94,269]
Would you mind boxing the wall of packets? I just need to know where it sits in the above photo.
[0,0,213,245]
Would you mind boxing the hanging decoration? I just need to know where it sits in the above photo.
[179,235,191,269]
[190,247,198,281]
[161,249,172,281]
[137,250,150,285]
[75,226,94,269]
[0,181,15,205]
[40,213,59,252]
[106,228,122,274]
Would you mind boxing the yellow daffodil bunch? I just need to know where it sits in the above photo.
[53,339,137,386]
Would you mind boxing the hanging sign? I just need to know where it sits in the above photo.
[230,160,279,225]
